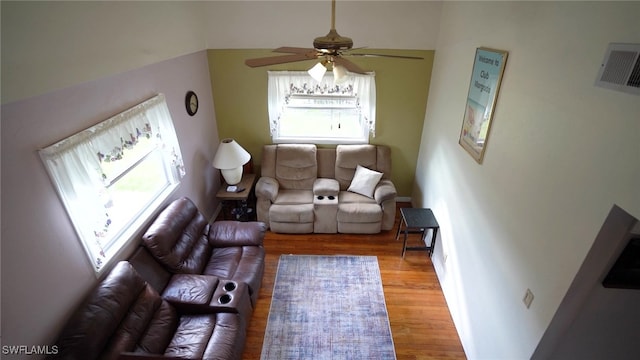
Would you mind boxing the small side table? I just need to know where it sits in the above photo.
[395,208,440,258]
[216,173,256,221]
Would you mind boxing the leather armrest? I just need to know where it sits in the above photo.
[165,279,252,318]
[313,178,339,196]
[255,176,279,201]
[373,179,397,204]
[162,274,219,305]
[208,220,266,247]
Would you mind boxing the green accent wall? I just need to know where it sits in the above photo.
[207,49,434,197]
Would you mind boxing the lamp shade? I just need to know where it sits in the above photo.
[308,62,327,82]
[333,64,348,84]
[212,138,251,185]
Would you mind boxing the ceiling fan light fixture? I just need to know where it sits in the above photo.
[333,64,348,84]
[308,62,327,82]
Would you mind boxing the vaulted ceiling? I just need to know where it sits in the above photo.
[2,1,442,104]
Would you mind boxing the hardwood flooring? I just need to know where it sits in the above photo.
[241,203,466,359]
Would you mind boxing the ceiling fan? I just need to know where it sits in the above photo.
[244,0,423,81]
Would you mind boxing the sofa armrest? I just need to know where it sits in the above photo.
[255,176,279,201]
[162,274,219,305]
[313,178,339,196]
[373,179,397,204]
[208,220,266,247]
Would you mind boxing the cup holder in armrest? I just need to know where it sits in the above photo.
[223,281,237,292]
[211,280,252,317]
[317,195,337,201]
[218,294,233,304]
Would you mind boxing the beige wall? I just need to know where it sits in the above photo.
[208,49,434,196]
[415,1,640,358]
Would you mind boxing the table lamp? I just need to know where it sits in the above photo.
[212,138,251,185]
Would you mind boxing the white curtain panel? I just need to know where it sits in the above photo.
[39,94,184,271]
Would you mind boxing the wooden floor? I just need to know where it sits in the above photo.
[240,203,466,359]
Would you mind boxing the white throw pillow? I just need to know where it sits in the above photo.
[347,165,383,198]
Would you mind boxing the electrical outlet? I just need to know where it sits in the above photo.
[443,253,448,263]
[523,288,534,309]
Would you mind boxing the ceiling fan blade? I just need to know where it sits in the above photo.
[334,57,367,74]
[245,52,318,67]
[274,47,316,54]
[346,53,424,60]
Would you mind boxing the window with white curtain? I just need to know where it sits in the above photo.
[39,94,185,273]
[268,71,376,144]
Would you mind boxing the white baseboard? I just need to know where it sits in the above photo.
[396,196,411,203]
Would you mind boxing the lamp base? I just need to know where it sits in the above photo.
[221,167,243,185]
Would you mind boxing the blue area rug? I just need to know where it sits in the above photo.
[261,255,396,359]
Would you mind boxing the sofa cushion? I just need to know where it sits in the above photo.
[165,312,244,359]
[338,203,383,223]
[347,165,383,198]
[162,274,219,305]
[335,145,377,190]
[314,178,340,196]
[275,144,317,190]
[270,203,314,223]
[102,286,176,358]
[142,197,211,274]
[208,221,266,248]
[273,189,314,205]
[50,261,178,360]
[201,313,246,359]
[316,148,336,178]
[339,190,378,204]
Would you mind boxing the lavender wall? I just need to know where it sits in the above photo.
[1,51,220,352]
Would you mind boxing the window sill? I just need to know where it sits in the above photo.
[274,137,369,145]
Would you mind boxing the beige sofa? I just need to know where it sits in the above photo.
[255,144,397,234]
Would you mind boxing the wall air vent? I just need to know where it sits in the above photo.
[595,43,640,95]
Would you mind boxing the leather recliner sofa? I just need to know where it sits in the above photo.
[49,261,248,360]
[49,197,267,360]
[141,197,266,307]
[256,144,397,234]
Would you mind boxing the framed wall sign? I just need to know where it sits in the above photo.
[459,47,508,163]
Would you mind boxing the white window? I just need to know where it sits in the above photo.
[39,94,185,273]
[268,71,376,144]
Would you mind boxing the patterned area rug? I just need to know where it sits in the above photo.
[261,255,396,359]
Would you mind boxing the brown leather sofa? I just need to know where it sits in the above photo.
[49,261,247,360]
[49,197,267,360]
[140,197,266,306]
